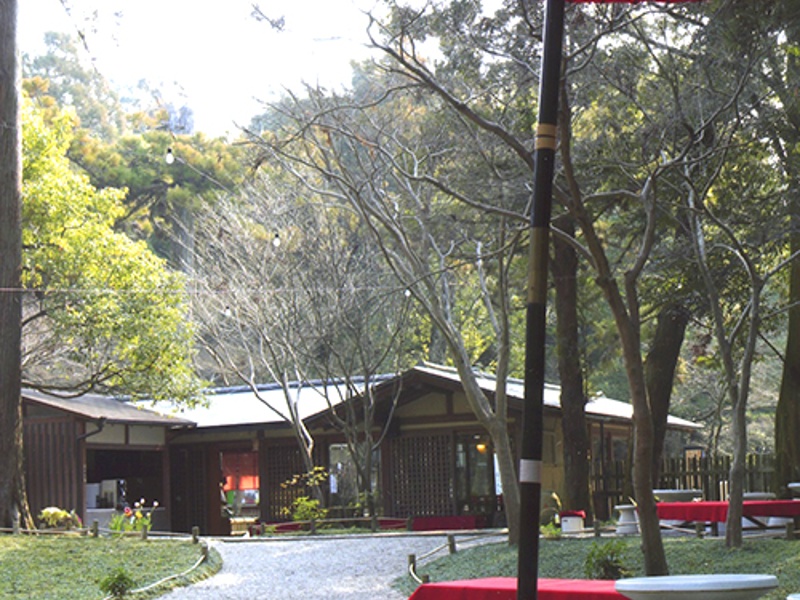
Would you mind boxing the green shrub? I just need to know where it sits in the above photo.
[99,567,136,598]
[584,539,632,580]
[109,499,158,534]
[38,506,82,529]
[540,522,562,540]
[287,496,329,522]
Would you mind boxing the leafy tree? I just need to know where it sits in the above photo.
[24,32,245,272]
[684,139,788,547]
[21,98,201,402]
[758,2,800,495]
[23,32,126,140]
[362,0,782,567]
[84,131,244,268]
[562,0,785,552]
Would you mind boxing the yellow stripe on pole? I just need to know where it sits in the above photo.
[535,123,557,150]
[528,227,549,304]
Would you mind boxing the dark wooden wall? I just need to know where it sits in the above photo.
[24,417,82,519]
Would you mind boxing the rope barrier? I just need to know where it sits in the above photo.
[101,539,211,600]
[407,529,508,584]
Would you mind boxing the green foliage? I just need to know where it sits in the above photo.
[23,32,126,140]
[539,522,562,540]
[281,466,329,490]
[285,496,329,523]
[99,567,135,599]
[70,129,246,268]
[109,500,158,534]
[0,536,219,599]
[21,98,202,402]
[584,539,632,580]
[38,506,82,529]
[280,468,330,522]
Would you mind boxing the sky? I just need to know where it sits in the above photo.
[18,0,385,137]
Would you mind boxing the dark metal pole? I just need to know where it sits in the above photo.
[517,0,565,598]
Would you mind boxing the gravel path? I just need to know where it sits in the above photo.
[159,531,506,599]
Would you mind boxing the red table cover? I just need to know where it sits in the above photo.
[656,500,800,522]
[408,577,624,600]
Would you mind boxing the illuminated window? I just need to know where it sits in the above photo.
[221,451,259,514]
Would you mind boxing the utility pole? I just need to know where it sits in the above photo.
[516,0,565,598]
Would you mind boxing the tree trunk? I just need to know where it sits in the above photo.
[775,229,800,492]
[644,302,689,485]
[451,348,521,545]
[604,283,668,575]
[551,215,592,516]
[624,332,668,575]
[774,16,800,496]
[428,324,447,365]
[489,418,520,539]
[725,392,748,547]
[0,0,23,529]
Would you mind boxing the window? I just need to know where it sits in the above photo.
[329,443,380,514]
[220,451,259,516]
[455,434,495,515]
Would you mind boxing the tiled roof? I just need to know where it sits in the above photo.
[23,389,194,427]
[410,364,701,431]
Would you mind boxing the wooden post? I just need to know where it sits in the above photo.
[786,522,795,541]
[694,523,704,538]
[140,527,148,540]
[91,520,99,538]
[192,526,200,543]
[310,518,316,534]
[448,534,457,554]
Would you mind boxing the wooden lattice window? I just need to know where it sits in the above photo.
[262,444,324,521]
[390,434,454,518]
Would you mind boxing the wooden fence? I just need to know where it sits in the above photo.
[592,454,777,521]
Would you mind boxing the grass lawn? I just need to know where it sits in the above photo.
[395,535,800,599]
[0,534,221,599]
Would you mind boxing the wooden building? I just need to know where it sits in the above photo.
[22,364,699,534]
[22,389,193,530]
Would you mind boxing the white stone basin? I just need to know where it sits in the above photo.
[652,489,703,502]
[615,574,777,600]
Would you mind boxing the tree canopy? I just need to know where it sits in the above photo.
[21,98,201,402]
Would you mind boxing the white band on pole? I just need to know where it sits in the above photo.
[519,459,542,484]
